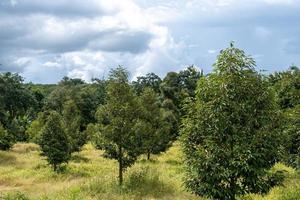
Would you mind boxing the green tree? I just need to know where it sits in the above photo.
[160,72,182,108]
[268,66,300,168]
[62,100,86,153]
[178,65,203,97]
[0,72,37,144]
[26,111,50,143]
[181,43,281,200]
[39,111,70,171]
[281,105,300,168]
[160,72,182,138]
[0,123,13,150]
[59,76,85,86]
[45,77,106,130]
[0,72,36,121]
[76,81,106,128]
[270,66,300,109]
[45,86,71,113]
[132,73,162,95]
[139,88,172,160]
[96,66,143,185]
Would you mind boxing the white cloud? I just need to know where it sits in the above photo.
[1,0,300,82]
[263,0,298,5]
[0,0,187,82]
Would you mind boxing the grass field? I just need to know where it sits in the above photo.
[0,143,299,200]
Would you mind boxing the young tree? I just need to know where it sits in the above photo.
[39,111,70,171]
[62,100,86,153]
[181,43,281,200]
[96,66,143,185]
[139,88,172,160]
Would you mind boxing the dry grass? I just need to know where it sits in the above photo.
[0,142,200,200]
[0,142,299,200]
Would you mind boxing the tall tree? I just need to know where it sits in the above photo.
[0,72,36,121]
[181,43,281,200]
[96,66,143,185]
[160,72,182,138]
[0,72,37,144]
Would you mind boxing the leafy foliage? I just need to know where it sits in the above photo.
[0,72,37,121]
[269,66,300,109]
[269,66,300,168]
[39,111,70,171]
[0,72,38,145]
[0,123,13,150]
[281,106,300,168]
[133,72,162,95]
[95,66,143,184]
[45,77,106,129]
[138,88,173,159]
[178,66,203,97]
[181,44,281,200]
[62,100,87,153]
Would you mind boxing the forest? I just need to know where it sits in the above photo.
[0,44,299,200]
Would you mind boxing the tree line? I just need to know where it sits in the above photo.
[0,44,299,199]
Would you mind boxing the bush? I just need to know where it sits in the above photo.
[0,123,13,150]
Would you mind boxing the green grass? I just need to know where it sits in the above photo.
[241,164,300,200]
[0,143,299,200]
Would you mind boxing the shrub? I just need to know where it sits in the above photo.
[0,123,13,150]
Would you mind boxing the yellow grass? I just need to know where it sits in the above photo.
[0,142,298,200]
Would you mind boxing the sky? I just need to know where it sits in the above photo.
[0,0,300,83]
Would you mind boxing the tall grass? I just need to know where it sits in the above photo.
[0,142,299,200]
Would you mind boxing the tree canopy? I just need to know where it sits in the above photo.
[181,44,281,199]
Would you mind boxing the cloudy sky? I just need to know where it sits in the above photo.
[0,0,300,83]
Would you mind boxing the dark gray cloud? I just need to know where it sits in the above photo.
[1,0,300,83]
[0,0,110,17]
[0,15,153,54]
[88,30,153,53]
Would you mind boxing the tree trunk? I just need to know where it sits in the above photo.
[147,152,151,160]
[118,146,123,185]
[53,164,57,172]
